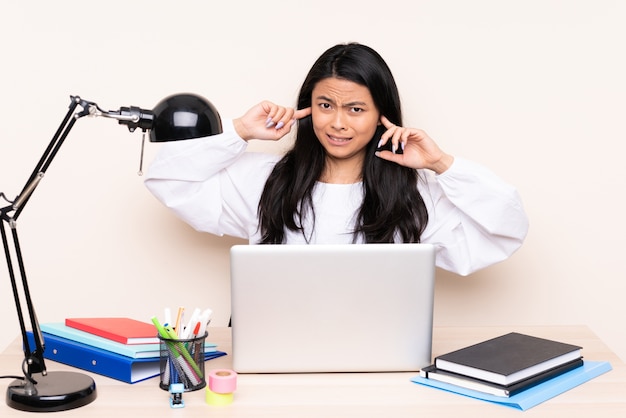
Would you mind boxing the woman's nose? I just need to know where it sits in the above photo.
[331,111,347,130]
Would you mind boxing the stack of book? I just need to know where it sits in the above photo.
[414,332,612,410]
[26,317,225,384]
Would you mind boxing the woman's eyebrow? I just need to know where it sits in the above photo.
[314,95,368,107]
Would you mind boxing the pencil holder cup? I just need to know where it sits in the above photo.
[158,332,208,392]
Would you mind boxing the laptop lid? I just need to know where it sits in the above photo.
[230,243,436,373]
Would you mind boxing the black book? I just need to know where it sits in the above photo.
[420,357,584,397]
[434,332,582,385]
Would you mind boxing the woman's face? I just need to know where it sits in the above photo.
[311,77,380,166]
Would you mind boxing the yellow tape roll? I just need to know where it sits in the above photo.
[205,387,234,406]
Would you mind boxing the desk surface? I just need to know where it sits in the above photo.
[1,325,625,417]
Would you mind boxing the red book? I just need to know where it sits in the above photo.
[65,317,159,345]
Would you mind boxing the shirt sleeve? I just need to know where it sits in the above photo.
[419,157,529,276]
[143,119,278,239]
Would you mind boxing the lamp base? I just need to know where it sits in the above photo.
[6,371,97,412]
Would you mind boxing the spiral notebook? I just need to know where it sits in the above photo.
[230,243,436,373]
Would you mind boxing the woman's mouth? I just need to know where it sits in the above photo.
[327,134,352,144]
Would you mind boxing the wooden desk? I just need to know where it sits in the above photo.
[1,326,625,417]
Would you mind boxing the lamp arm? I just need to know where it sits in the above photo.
[5,97,80,219]
[1,96,154,219]
[0,221,46,380]
[83,98,155,133]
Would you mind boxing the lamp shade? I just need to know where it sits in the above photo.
[150,93,222,142]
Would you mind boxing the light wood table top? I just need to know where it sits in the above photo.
[1,325,625,417]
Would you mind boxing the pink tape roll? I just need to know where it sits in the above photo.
[208,369,238,394]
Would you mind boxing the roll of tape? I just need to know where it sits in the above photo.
[205,387,234,406]
[208,369,238,394]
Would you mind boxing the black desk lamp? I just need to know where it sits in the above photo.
[1,93,222,412]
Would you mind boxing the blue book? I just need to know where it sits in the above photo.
[411,360,612,411]
[39,322,217,359]
[26,331,226,384]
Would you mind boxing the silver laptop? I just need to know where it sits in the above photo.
[230,243,436,373]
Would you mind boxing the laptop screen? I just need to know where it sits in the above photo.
[230,243,436,373]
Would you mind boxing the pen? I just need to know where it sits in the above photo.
[190,321,203,364]
[197,308,213,337]
[181,308,201,339]
[151,316,170,339]
[164,325,203,379]
[191,322,201,338]
[174,307,185,336]
[162,333,191,386]
[164,308,172,328]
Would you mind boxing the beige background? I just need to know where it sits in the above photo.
[1,1,625,362]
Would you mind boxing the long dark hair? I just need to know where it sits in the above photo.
[257,43,428,244]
